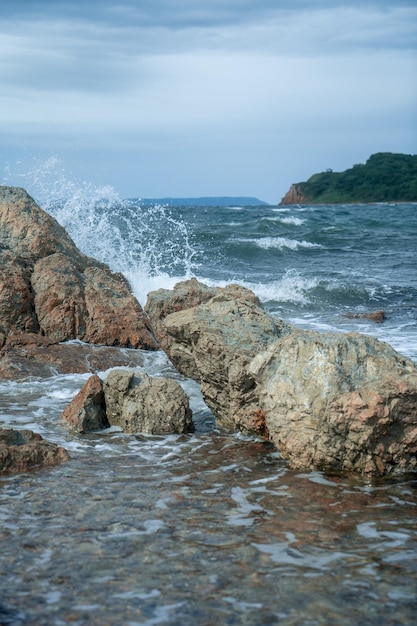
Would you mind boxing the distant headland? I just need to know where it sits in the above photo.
[138,196,268,207]
[280,152,417,205]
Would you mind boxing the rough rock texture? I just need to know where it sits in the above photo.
[279,184,306,205]
[250,330,417,476]
[0,334,147,380]
[103,369,194,435]
[61,374,108,433]
[0,428,70,474]
[145,277,262,353]
[162,293,293,433]
[0,186,157,349]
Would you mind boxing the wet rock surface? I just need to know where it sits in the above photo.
[161,291,293,434]
[61,374,109,434]
[0,427,70,474]
[0,334,147,380]
[103,369,194,435]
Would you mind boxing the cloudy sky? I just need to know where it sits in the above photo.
[1,0,416,203]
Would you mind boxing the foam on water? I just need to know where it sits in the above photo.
[245,236,322,250]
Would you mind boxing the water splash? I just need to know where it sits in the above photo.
[3,156,197,304]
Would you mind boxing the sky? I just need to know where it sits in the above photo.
[1,0,416,204]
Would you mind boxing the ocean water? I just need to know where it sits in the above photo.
[1,161,417,625]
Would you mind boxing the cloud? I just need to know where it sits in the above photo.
[0,0,416,200]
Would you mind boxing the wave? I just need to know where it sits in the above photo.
[240,236,321,251]
[4,156,198,304]
[278,216,306,226]
[201,270,318,305]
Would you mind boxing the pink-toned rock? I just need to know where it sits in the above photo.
[0,428,70,474]
[279,184,306,205]
[0,254,38,335]
[250,330,417,476]
[61,374,108,433]
[0,186,158,352]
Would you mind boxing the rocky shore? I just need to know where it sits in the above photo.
[1,186,417,476]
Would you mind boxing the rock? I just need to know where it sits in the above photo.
[103,369,194,435]
[162,293,293,433]
[0,186,158,349]
[279,184,306,205]
[145,277,262,353]
[250,330,417,476]
[345,310,385,323]
[61,374,108,433]
[0,254,39,335]
[0,428,70,474]
[0,334,147,380]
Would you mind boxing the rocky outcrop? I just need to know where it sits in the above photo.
[279,184,306,205]
[148,280,417,476]
[250,330,417,475]
[0,333,147,380]
[146,284,293,434]
[0,186,157,349]
[62,370,194,435]
[0,428,70,474]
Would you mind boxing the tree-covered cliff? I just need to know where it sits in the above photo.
[280,153,417,204]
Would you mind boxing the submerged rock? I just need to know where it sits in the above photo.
[0,186,157,349]
[0,334,147,380]
[0,428,70,474]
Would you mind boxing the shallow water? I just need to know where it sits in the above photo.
[1,353,417,626]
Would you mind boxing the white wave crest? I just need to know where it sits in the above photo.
[200,271,318,305]
[250,236,321,250]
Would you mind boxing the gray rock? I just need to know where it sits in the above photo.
[103,369,194,435]
[162,294,293,433]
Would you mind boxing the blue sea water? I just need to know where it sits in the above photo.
[1,161,417,625]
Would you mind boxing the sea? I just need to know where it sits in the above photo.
[1,160,417,625]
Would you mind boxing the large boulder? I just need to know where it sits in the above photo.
[154,280,417,476]
[0,428,70,474]
[250,330,417,476]
[161,292,293,433]
[0,186,158,349]
[103,369,194,435]
[145,277,261,353]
